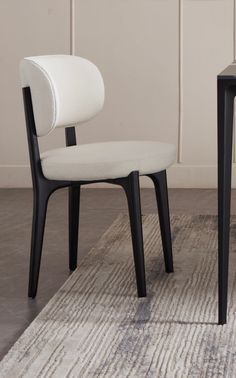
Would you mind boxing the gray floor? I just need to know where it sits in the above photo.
[1,188,235,360]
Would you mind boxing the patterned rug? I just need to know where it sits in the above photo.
[1,214,236,378]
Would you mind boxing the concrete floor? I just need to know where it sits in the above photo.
[1,188,236,360]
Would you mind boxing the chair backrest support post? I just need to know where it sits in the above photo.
[65,127,77,147]
[22,86,72,193]
[22,86,42,189]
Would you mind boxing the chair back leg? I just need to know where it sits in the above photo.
[28,188,50,298]
[149,171,174,273]
[122,171,146,297]
[68,186,80,271]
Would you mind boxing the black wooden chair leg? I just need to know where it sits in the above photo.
[149,170,174,273]
[69,186,80,271]
[28,188,49,298]
[122,171,146,297]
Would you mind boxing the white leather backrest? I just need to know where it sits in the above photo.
[20,55,105,137]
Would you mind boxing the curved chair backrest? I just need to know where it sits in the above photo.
[20,55,105,137]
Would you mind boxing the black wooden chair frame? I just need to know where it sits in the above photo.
[23,86,174,298]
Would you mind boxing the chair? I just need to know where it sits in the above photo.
[19,55,176,298]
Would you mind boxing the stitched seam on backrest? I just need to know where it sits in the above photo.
[27,59,57,134]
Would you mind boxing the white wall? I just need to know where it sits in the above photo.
[0,0,235,188]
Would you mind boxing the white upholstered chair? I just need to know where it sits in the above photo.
[20,55,176,298]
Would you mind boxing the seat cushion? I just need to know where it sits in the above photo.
[41,141,176,181]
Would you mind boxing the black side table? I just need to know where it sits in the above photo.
[218,64,236,324]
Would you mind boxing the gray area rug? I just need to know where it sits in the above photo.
[1,214,236,378]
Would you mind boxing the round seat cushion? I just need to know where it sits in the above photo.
[41,140,176,181]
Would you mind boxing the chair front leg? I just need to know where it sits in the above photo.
[28,186,50,298]
[121,171,146,297]
[148,170,174,273]
[68,186,80,271]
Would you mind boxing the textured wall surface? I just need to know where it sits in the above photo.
[0,0,235,187]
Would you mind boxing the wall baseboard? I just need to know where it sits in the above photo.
[0,164,235,189]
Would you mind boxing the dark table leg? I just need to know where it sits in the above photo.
[218,79,235,324]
